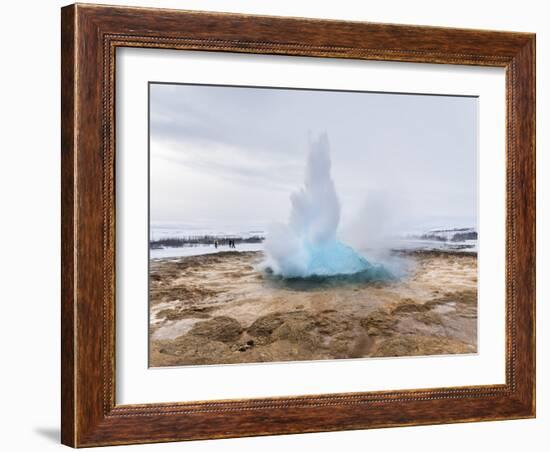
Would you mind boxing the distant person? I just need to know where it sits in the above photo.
[214,240,218,249]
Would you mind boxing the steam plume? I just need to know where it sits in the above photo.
[265,133,390,279]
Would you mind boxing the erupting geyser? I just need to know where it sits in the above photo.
[265,133,391,280]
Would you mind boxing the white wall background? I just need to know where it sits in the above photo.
[0,1,545,450]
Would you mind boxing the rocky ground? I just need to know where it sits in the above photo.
[149,250,477,366]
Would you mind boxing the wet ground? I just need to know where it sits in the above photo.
[149,250,477,366]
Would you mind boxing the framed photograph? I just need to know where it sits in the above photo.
[61,3,535,447]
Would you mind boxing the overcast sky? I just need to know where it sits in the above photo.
[149,83,477,233]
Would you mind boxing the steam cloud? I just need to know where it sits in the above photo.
[265,133,390,279]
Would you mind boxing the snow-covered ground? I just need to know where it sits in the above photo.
[149,225,477,259]
[397,227,478,253]
[150,242,264,259]
[391,237,477,253]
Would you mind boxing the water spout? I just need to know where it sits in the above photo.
[265,133,391,280]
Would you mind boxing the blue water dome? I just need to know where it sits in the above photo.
[264,133,391,281]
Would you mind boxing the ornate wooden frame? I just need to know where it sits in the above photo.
[61,3,536,447]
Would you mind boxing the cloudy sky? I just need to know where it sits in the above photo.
[149,83,477,234]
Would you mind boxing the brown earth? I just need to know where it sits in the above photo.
[149,250,477,366]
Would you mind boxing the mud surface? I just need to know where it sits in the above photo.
[149,251,477,366]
